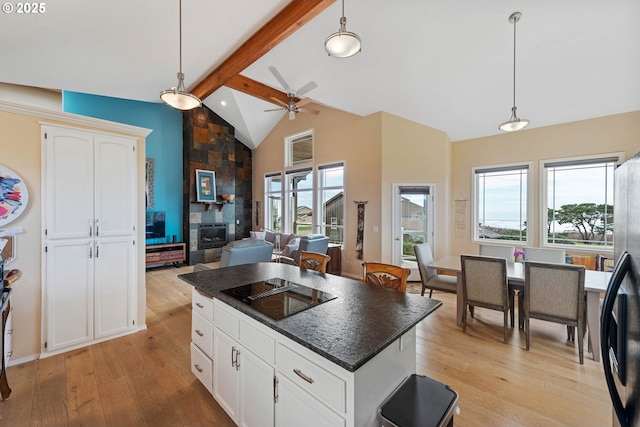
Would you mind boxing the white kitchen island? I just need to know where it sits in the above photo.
[179,262,441,427]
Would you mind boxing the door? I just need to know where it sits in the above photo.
[239,348,275,427]
[392,184,434,281]
[43,126,95,240]
[94,237,135,338]
[213,328,240,423]
[44,239,94,351]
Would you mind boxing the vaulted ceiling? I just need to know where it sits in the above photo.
[2,0,639,149]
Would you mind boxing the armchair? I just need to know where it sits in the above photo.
[280,234,330,266]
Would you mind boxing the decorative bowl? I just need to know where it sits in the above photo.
[221,194,235,202]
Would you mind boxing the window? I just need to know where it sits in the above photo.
[543,154,620,249]
[265,173,282,232]
[285,130,313,166]
[285,168,313,235]
[318,163,344,244]
[473,164,530,243]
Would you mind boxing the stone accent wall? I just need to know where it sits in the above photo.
[182,105,252,265]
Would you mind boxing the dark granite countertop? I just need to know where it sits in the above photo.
[178,262,441,372]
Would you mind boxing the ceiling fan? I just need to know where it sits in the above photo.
[264,66,319,120]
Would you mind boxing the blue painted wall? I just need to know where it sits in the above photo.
[63,91,184,243]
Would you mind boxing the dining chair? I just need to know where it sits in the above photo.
[299,251,331,273]
[480,244,517,326]
[460,255,510,343]
[479,244,515,261]
[362,262,410,292]
[414,243,457,297]
[524,261,585,364]
[523,247,566,264]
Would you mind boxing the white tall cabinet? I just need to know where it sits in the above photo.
[41,124,137,353]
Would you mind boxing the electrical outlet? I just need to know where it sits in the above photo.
[373,226,379,233]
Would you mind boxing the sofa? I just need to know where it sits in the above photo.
[250,230,299,256]
[193,239,274,272]
[279,234,330,266]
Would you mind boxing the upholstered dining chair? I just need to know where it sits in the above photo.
[479,244,515,261]
[524,261,586,364]
[362,262,410,292]
[460,255,510,343]
[523,247,566,264]
[299,251,331,273]
[414,243,457,297]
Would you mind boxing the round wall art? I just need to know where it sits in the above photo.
[0,164,29,227]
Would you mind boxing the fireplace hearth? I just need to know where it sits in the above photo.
[198,223,228,250]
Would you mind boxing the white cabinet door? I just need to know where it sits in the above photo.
[214,328,240,423]
[44,239,94,351]
[276,374,345,427]
[93,135,136,237]
[238,348,275,427]
[94,237,134,338]
[43,127,95,240]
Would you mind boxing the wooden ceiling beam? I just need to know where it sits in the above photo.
[225,74,298,105]
[191,0,335,101]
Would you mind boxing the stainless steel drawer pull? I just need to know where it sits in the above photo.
[293,369,314,384]
[195,302,204,308]
[194,329,204,336]
[194,363,203,373]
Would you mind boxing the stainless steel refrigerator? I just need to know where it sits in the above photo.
[601,152,640,427]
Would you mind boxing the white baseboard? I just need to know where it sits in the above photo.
[7,353,38,367]
[39,325,147,359]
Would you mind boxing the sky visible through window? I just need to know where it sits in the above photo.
[481,165,613,232]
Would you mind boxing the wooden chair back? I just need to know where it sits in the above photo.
[362,262,410,292]
[299,251,331,273]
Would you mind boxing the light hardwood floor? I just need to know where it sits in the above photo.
[1,266,611,426]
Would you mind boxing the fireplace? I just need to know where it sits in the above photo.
[198,223,228,250]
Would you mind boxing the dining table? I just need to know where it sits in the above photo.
[428,255,611,362]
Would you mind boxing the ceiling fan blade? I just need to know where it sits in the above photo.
[296,81,318,97]
[264,108,284,112]
[269,97,288,107]
[295,98,312,108]
[268,66,291,93]
[298,107,320,115]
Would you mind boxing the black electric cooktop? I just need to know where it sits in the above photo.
[221,277,337,320]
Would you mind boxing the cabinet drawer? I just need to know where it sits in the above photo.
[214,301,239,339]
[277,344,346,414]
[191,342,213,395]
[192,311,213,359]
[192,288,213,322]
[240,320,275,364]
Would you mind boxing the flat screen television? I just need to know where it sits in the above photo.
[146,211,166,240]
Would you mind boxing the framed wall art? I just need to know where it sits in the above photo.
[195,169,216,202]
[0,164,29,227]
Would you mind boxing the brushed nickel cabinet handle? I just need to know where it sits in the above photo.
[235,349,240,371]
[195,302,204,308]
[194,364,203,373]
[293,369,314,384]
[231,346,236,367]
[195,329,204,337]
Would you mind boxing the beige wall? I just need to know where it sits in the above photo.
[253,105,452,277]
[0,102,149,362]
[450,111,640,257]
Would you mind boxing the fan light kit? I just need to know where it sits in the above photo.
[160,0,201,110]
[499,11,529,132]
[324,0,361,58]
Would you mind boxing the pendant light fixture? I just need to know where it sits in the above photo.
[160,0,201,110]
[324,0,361,58]
[499,11,529,132]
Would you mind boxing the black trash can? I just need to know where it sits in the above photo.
[378,374,459,427]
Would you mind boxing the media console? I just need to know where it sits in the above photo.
[145,242,186,268]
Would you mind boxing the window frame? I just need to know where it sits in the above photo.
[539,152,623,253]
[264,172,283,232]
[284,167,314,236]
[285,129,314,167]
[471,162,533,246]
[317,162,345,245]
